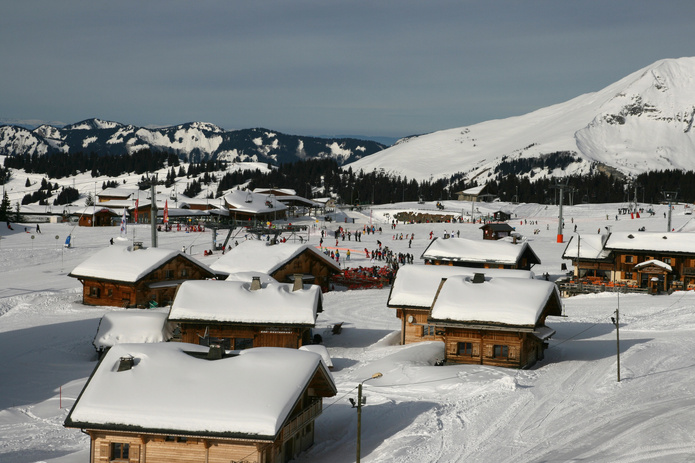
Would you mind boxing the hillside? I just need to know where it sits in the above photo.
[347,57,695,182]
[0,120,386,166]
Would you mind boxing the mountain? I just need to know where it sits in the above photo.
[0,120,386,166]
[346,57,695,182]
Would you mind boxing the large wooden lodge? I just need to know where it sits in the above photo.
[563,231,695,293]
[421,236,540,271]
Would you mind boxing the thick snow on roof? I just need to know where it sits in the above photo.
[422,237,538,265]
[72,206,119,216]
[66,343,334,438]
[605,231,695,254]
[429,276,559,326]
[634,259,673,272]
[93,310,172,350]
[562,234,611,260]
[211,240,339,275]
[69,244,212,282]
[388,265,534,308]
[253,187,297,196]
[98,187,138,199]
[168,280,320,325]
[299,344,333,369]
[224,271,278,284]
[461,184,486,195]
[224,189,288,214]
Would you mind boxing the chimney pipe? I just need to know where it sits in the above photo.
[293,274,303,291]
[250,276,261,291]
[117,356,134,371]
[472,273,485,283]
[208,343,223,360]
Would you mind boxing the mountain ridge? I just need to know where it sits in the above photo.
[346,56,695,182]
[0,119,386,166]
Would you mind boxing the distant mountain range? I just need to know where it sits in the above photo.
[347,57,695,182]
[0,120,386,166]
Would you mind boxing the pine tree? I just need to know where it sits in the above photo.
[0,190,10,221]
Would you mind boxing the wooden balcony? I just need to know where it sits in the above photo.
[280,399,322,441]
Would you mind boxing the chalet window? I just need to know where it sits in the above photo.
[457,342,473,356]
[107,288,113,297]
[165,436,188,443]
[234,338,253,350]
[625,272,633,280]
[625,255,634,263]
[110,442,129,460]
[664,258,672,265]
[89,287,100,298]
[165,269,174,279]
[493,345,509,358]
[422,325,436,337]
[180,268,189,277]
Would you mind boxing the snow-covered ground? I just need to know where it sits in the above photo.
[1,199,695,462]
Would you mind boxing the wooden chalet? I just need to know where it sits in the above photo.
[455,184,493,202]
[480,223,515,240]
[388,265,534,345]
[75,206,120,227]
[168,277,322,349]
[421,236,540,270]
[604,232,695,293]
[223,189,288,223]
[64,343,337,463]
[562,232,695,293]
[428,275,562,368]
[68,245,216,308]
[211,241,341,291]
[97,187,137,203]
[492,210,512,221]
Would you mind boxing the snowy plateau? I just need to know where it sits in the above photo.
[2,199,695,462]
[347,56,695,182]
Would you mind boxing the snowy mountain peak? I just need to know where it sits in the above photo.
[347,56,695,182]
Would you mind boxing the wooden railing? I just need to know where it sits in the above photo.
[280,399,322,441]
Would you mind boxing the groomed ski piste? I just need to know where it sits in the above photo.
[2,199,695,463]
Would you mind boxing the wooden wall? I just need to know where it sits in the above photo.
[396,308,445,345]
[179,323,311,349]
[442,328,543,369]
[88,431,265,463]
[272,252,337,292]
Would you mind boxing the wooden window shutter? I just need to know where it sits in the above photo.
[472,343,480,356]
[485,344,493,357]
[129,444,140,462]
[448,342,457,355]
[98,442,110,462]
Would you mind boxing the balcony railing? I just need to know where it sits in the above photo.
[280,399,322,441]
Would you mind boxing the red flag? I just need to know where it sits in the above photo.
[134,199,139,223]
[163,200,169,224]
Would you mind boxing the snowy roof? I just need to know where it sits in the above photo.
[64,343,336,439]
[388,265,534,309]
[461,184,486,195]
[71,206,120,216]
[429,276,561,327]
[168,280,321,325]
[299,344,333,369]
[69,245,214,283]
[562,234,612,260]
[211,241,340,275]
[253,187,297,196]
[93,310,172,350]
[224,271,278,284]
[605,232,695,254]
[634,259,673,272]
[421,237,540,266]
[224,189,288,214]
[98,187,138,199]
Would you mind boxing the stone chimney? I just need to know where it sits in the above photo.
[207,343,223,360]
[250,276,261,291]
[292,274,303,291]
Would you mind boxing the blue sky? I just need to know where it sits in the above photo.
[1,1,693,139]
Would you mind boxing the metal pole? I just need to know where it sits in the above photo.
[150,180,158,248]
[356,382,363,463]
[614,298,621,382]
